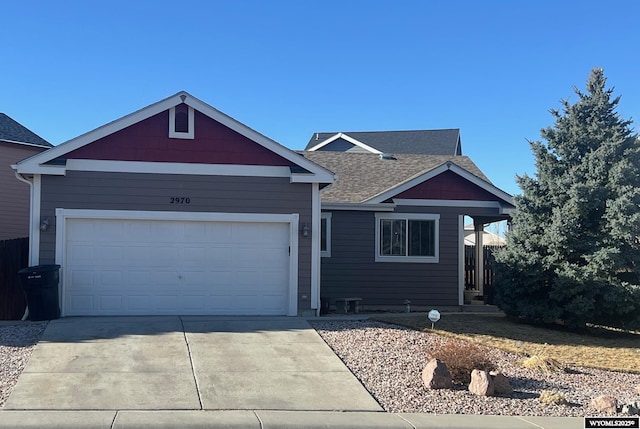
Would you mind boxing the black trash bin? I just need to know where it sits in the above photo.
[18,264,61,321]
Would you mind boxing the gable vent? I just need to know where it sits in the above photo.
[379,153,397,160]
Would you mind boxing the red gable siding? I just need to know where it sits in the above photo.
[63,108,294,166]
[394,170,500,201]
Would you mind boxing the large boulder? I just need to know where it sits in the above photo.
[421,358,453,389]
[591,395,618,414]
[469,369,494,396]
[489,370,513,395]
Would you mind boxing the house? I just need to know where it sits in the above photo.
[13,92,334,317]
[303,131,514,311]
[305,129,462,155]
[0,114,52,240]
[463,224,506,246]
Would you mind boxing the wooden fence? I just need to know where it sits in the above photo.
[464,245,501,304]
[0,237,29,320]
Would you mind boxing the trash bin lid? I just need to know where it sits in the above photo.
[18,264,61,274]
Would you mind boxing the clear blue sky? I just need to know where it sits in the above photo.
[2,0,638,196]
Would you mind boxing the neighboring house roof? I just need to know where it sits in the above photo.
[300,151,512,205]
[463,224,506,246]
[0,113,52,148]
[14,91,334,184]
[305,129,461,155]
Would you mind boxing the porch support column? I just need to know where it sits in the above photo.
[474,221,484,297]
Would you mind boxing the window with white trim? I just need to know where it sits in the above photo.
[169,104,194,139]
[320,212,331,257]
[375,213,439,263]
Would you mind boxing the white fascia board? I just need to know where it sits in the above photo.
[183,94,335,180]
[14,163,66,175]
[394,199,504,209]
[307,133,382,154]
[306,133,343,151]
[65,159,292,177]
[290,171,335,184]
[321,202,396,211]
[16,91,334,183]
[366,162,514,206]
[16,94,183,171]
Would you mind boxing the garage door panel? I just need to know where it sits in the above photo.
[180,247,209,266]
[68,244,95,265]
[64,217,291,316]
[99,295,123,312]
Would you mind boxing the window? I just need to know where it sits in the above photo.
[375,213,439,263]
[320,212,331,257]
[169,104,194,139]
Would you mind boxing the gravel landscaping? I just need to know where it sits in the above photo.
[311,319,640,417]
[0,322,47,408]
[2,319,638,417]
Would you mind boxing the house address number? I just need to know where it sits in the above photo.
[170,197,191,204]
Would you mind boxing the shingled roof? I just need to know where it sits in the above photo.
[305,129,461,155]
[301,151,491,204]
[0,113,52,147]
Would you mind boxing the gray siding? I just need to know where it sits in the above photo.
[38,171,313,311]
[0,143,47,240]
[320,205,504,308]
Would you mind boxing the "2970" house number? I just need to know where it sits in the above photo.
[170,197,191,204]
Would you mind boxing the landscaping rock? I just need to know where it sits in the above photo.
[591,395,618,414]
[489,370,513,395]
[469,369,494,396]
[421,358,453,389]
[621,402,639,416]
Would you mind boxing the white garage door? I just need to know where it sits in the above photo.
[63,217,291,316]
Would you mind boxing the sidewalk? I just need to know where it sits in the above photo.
[0,410,585,429]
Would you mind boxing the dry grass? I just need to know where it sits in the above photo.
[522,355,566,373]
[538,390,568,405]
[373,313,640,374]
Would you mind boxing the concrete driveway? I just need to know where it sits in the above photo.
[4,316,382,412]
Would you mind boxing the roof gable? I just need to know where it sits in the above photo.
[15,92,334,183]
[302,151,513,207]
[0,113,52,148]
[306,129,461,155]
[393,170,506,201]
[60,108,293,166]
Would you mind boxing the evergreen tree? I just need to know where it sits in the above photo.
[494,68,640,329]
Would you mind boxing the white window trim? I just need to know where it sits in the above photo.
[321,212,332,257]
[169,105,195,139]
[374,213,440,263]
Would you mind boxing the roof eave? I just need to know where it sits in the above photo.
[15,91,334,181]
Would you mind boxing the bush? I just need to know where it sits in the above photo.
[430,341,496,385]
[539,390,568,405]
[522,355,567,373]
